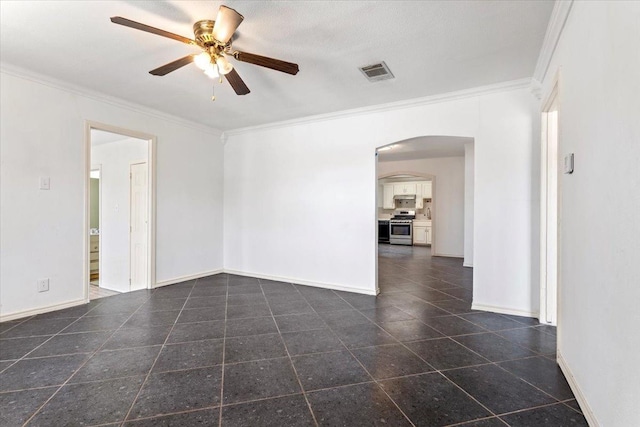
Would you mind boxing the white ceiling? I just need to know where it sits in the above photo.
[0,1,553,131]
[378,136,472,162]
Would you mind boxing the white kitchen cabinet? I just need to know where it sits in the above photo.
[413,225,427,245]
[413,220,432,246]
[383,184,395,209]
[393,183,417,195]
[422,181,432,199]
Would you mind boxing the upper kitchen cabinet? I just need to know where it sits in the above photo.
[393,183,417,195]
[422,182,432,199]
[383,184,395,209]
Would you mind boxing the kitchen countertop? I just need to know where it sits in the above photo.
[413,219,432,225]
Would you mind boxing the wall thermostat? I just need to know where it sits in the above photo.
[564,153,574,174]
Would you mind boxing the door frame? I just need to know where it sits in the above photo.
[84,121,157,302]
[539,76,561,325]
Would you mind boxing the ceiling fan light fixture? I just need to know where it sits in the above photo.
[216,55,233,75]
[204,64,220,79]
[194,52,212,70]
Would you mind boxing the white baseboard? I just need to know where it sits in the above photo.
[0,298,87,322]
[224,269,377,296]
[154,269,224,288]
[471,303,539,319]
[433,253,465,259]
[463,263,474,268]
[557,351,599,426]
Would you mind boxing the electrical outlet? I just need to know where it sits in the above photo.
[37,278,49,292]
[39,177,50,190]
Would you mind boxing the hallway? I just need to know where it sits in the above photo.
[0,246,587,426]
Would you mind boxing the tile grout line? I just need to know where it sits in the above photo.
[0,299,114,374]
[3,249,566,426]
[120,281,199,424]
[19,291,156,426]
[376,252,565,420]
[260,280,320,427]
[302,290,418,427]
[444,415,510,427]
[491,399,584,424]
[326,290,498,424]
[217,274,230,427]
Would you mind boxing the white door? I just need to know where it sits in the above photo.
[130,162,148,291]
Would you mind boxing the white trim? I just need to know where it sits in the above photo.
[0,65,223,136]
[433,253,464,259]
[533,1,574,82]
[154,269,224,288]
[224,78,532,137]
[0,299,86,322]
[557,352,600,427]
[471,303,539,319]
[224,269,378,296]
[539,74,561,326]
[463,263,474,268]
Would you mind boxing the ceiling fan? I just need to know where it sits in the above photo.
[110,5,299,98]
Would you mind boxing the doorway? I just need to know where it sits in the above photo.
[540,83,560,325]
[85,122,156,301]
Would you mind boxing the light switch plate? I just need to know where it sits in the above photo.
[564,153,574,174]
[39,177,50,190]
[37,278,49,292]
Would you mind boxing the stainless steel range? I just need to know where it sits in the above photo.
[390,210,415,245]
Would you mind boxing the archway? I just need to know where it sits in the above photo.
[375,135,474,295]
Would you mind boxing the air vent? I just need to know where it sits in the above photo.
[359,61,394,82]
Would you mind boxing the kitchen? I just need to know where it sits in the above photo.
[378,177,433,247]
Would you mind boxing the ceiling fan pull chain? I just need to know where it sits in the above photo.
[211,82,216,102]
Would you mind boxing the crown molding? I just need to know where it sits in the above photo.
[533,0,574,83]
[223,77,533,138]
[0,63,223,136]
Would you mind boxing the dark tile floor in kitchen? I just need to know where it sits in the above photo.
[0,244,587,426]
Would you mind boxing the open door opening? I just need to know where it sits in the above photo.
[86,123,156,301]
[540,84,560,325]
[374,135,474,303]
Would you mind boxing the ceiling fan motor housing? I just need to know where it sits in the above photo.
[193,20,220,47]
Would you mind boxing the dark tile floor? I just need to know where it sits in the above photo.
[0,245,587,426]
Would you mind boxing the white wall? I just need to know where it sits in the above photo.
[464,142,475,267]
[91,137,148,293]
[538,2,640,425]
[378,157,465,258]
[224,86,537,313]
[90,178,99,229]
[0,70,224,319]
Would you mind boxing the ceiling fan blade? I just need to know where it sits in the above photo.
[225,68,250,95]
[234,51,299,75]
[149,55,195,76]
[212,6,244,44]
[110,16,195,45]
